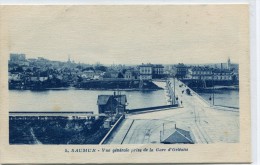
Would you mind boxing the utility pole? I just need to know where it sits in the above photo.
[173,77,176,105]
[194,108,196,122]
[163,123,165,135]
[160,131,162,143]
[212,76,214,106]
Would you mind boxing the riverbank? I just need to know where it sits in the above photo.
[192,85,239,93]
[181,79,239,88]
[75,80,162,90]
[206,85,239,90]
[9,80,163,91]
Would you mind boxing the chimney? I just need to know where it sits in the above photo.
[175,124,176,129]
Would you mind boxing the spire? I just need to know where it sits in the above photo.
[68,55,71,63]
[227,57,231,70]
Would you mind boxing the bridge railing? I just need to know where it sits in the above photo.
[126,104,178,114]
[166,80,177,105]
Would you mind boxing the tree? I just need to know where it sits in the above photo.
[95,65,107,72]
[118,72,124,78]
[16,66,24,72]
[25,68,32,72]
[83,67,94,71]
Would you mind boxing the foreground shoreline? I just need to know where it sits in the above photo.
[9,79,163,91]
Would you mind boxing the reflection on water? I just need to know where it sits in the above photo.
[197,90,239,108]
[9,89,167,114]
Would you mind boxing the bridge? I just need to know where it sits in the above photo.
[103,78,239,144]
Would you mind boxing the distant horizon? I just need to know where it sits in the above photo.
[10,53,238,66]
[9,51,239,65]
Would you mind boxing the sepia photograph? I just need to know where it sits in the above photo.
[0,4,252,164]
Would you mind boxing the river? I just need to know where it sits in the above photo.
[197,89,239,108]
[9,89,167,114]
[9,82,239,113]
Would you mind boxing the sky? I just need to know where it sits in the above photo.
[3,5,249,64]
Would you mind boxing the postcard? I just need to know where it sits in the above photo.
[0,5,251,164]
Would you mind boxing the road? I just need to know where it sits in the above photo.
[106,78,239,144]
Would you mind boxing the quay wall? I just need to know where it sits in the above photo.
[181,79,238,88]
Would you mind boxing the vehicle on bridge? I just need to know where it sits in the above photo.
[186,89,191,95]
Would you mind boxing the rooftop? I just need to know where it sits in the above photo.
[139,63,153,67]
[191,66,212,71]
[161,128,194,144]
[97,95,127,106]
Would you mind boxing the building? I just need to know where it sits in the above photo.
[187,66,213,80]
[97,94,127,115]
[174,63,189,79]
[39,76,48,82]
[212,69,233,81]
[9,53,29,66]
[124,70,134,80]
[10,53,26,62]
[30,76,39,82]
[8,73,21,81]
[138,63,153,80]
[152,64,165,79]
[161,127,194,144]
[81,70,95,79]
[103,70,120,79]
[186,66,234,81]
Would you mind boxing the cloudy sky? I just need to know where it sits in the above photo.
[4,5,248,64]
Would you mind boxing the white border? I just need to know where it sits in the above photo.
[0,0,258,165]
[254,0,260,164]
[250,1,259,165]
[0,0,251,5]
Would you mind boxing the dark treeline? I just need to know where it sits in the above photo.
[9,117,107,144]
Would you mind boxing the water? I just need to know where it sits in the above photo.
[9,82,239,114]
[197,90,239,108]
[9,89,167,114]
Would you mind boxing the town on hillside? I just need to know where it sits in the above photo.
[8,53,239,90]
[9,53,240,145]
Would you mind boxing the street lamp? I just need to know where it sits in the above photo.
[211,75,215,106]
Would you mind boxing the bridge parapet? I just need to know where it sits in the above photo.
[126,104,178,114]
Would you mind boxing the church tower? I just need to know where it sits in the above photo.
[227,57,231,70]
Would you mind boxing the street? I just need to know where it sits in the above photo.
[106,79,239,144]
